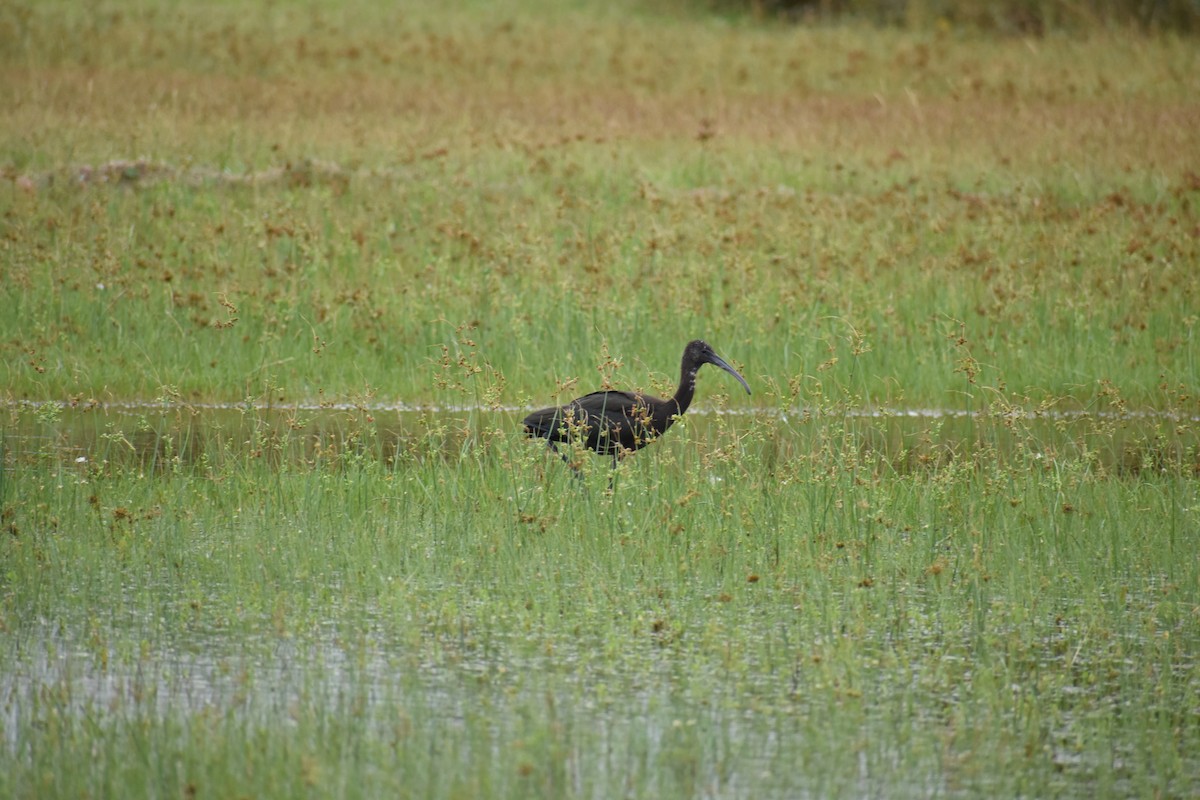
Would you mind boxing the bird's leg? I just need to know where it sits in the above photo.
[548,441,584,481]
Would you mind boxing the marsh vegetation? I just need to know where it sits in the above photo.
[2,1,1198,797]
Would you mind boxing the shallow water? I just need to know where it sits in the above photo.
[4,578,1192,798]
[3,401,1198,797]
[4,400,1197,476]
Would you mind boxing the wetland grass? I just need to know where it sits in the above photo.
[2,0,1198,797]
[2,403,1198,798]
[2,2,1198,410]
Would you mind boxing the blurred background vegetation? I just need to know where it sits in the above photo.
[704,0,1199,33]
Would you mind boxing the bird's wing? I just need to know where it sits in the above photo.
[523,404,568,437]
[523,392,636,435]
[524,392,651,443]
[570,391,645,417]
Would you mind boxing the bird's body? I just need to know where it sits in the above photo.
[523,389,681,457]
[523,340,750,468]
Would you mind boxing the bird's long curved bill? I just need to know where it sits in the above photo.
[709,353,752,395]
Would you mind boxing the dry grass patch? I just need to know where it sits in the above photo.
[2,2,1197,172]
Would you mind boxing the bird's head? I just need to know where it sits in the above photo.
[686,340,751,395]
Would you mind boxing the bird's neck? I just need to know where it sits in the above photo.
[672,365,698,414]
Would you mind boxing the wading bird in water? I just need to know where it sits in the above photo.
[523,340,751,473]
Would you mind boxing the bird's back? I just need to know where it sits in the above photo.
[523,390,638,433]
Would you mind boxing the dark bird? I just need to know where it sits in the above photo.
[524,340,751,471]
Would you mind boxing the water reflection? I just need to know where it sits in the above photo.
[4,579,1192,797]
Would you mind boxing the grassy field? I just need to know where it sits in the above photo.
[2,1,1199,798]
[3,403,1198,798]
[3,0,1198,410]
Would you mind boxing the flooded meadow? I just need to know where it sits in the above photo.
[2,1,1198,795]
[2,402,1197,798]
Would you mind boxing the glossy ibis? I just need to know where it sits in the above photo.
[524,340,751,471]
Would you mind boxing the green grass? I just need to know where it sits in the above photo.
[2,405,1198,798]
[3,152,1196,411]
[1,1,1199,797]
[2,1,1197,410]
